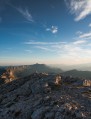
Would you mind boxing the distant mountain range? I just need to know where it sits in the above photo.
[0,63,91,83]
[62,69,91,79]
[50,63,91,71]
[0,63,63,79]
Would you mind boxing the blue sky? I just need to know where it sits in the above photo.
[0,0,91,65]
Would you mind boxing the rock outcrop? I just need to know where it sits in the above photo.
[1,69,15,83]
[83,80,91,86]
[0,73,91,119]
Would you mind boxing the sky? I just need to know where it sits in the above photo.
[0,0,91,65]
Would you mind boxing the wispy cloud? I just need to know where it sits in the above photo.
[79,32,91,39]
[24,39,89,55]
[24,41,65,45]
[23,37,91,64]
[51,39,91,64]
[24,25,91,64]
[8,3,34,22]
[76,31,83,35]
[46,26,58,34]
[35,46,53,52]
[16,7,34,22]
[25,50,32,53]
[65,0,91,21]
[89,23,91,27]
[73,40,87,45]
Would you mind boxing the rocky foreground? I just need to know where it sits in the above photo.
[0,73,91,119]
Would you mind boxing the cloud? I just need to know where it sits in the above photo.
[25,50,32,53]
[16,7,34,22]
[35,46,53,52]
[79,32,91,39]
[8,3,34,22]
[46,26,58,34]
[24,39,89,56]
[24,38,91,64]
[51,39,91,63]
[89,23,91,27]
[73,40,87,45]
[65,0,91,21]
[76,31,83,35]
[24,41,65,45]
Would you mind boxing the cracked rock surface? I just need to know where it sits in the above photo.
[0,73,91,119]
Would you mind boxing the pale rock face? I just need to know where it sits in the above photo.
[1,69,15,83]
[83,80,91,86]
[55,75,61,85]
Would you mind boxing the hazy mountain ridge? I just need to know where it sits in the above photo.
[50,64,91,71]
[0,64,91,84]
[62,69,91,79]
[0,64,63,84]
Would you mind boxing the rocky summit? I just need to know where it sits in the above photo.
[0,72,91,119]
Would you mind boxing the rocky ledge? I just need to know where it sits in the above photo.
[0,73,91,119]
